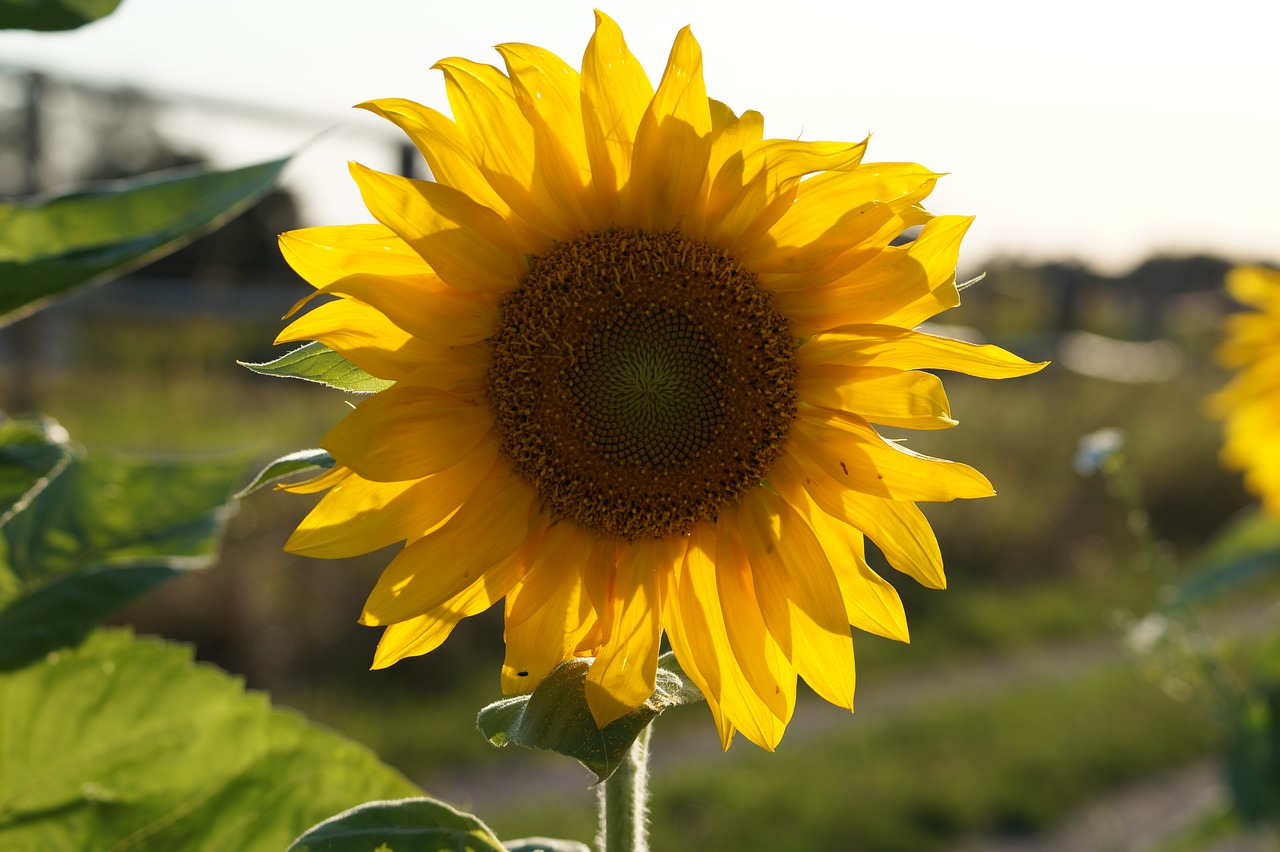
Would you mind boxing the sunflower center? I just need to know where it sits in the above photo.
[487,228,797,540]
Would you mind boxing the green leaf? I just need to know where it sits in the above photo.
[476,652,704,783]
[503,838,593,852]
[239,342,394,393]
[0,629,420,851]
[1224,682,1280,824]
[288,798,506,852]
[0,158,289,326]
[0,448,248,669]
[0,0,121,30]
[0,416,73,528]
[1174,509,1280,607]
[237,448,336,498]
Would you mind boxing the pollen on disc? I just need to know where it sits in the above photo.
[487,229,798,540]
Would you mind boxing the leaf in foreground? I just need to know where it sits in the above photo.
[477,653,704,783]
[0,447,248,669]
[0,0,121,30]
[0,629,420,851]
[288,798,506,852]
[0,158,289,326]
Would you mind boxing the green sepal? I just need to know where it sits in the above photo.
[288,798,506,852]
[237,448,336,498]
[238,341,394,393]
[0,630,419,851]
[477,652,704,783]
[0,157,289,326]
[0,0,122,30]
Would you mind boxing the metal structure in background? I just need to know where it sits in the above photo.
[0,64,419,404]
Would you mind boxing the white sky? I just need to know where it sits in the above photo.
[2,0,1278,274]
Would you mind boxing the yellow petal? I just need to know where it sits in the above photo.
[357,98,513,219]
[737,489,855,711]
[434,57,563,241]
[501,523,600,694]
[797,364,957,430]
[284,272,498,348]
[741,163,940,273]
[495,43,597,232]
[775,215,972,334]
[704,138,868,254]
[774,451,946,589]
[625,25,711,231]
[349,162,529,293]
[584,536,679,727]
[373,614,462,670]
[286,436,497,558]
[758,203,935,294]
[361,471,541,626]
[373,544,527,668]
[794,409,994,501]
[279,224,425,287]
[580,9,653,219]
[801,324,1049,379]
[321,385,492,482]
[786,488,911,642]
[277,299,489,386]
[667,521,786,750]
[715,509,797,724]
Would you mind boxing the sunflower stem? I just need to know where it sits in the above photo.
[596,723,651,852]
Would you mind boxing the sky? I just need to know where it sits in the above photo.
[2,0,1278,274]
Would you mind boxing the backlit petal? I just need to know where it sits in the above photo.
[361,471,542,625]
[350,162,529,292]
[626,26,711,231]
[802,325,1049,378]
[584,536,681,727]
[737,489,855,710]
[580,10,653,218]
[321,385,492,482]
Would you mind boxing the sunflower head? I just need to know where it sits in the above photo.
[1212,265,1280,516]
[277,11,1046,750]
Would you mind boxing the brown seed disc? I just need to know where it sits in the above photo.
[486,228,797,540]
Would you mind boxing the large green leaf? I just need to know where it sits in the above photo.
[0,0,121,30]
[239,342,394,394]
[0,629,420,851]
[477,652,703,783]
[288,798,506,852]
[0,444,248,669]
[0,417,72,529]
[0,157,289,326]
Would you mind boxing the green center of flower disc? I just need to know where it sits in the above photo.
[487,228,797,540]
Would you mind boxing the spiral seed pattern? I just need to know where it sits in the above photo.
[487,229,797,540]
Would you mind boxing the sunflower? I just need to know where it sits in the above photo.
[277,12,1045,750]
[1212,266,1280,517]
